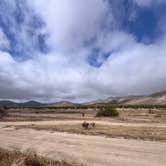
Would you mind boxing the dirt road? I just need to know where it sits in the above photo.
[0,126,166,166]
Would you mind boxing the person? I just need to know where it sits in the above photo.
[82,112,85,117]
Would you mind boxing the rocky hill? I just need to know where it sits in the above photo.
[86,91,166,105]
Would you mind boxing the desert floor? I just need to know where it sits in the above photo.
[0,108,166,166]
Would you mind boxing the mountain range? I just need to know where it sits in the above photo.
[0,91,166,107]
[86,91,166,106]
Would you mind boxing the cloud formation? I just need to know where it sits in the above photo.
[0,0,166,102]
[133,0,166,7]
[0,28,10,50]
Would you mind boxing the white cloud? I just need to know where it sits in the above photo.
[0,0,166,102]
[27,0,112,52]
[98,39,166,96]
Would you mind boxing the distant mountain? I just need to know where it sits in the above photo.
[150,91,166,97]
[0,100,43,107]
[0,100,76,107]
[19,101,44,107]
[1,90,166,107]
[46,101,77,107]
[85,91,166,105]
[0,100,18,107]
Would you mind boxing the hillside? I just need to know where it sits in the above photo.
[0,100,43,107]
[1,91,166,107]
[86,91,166,105]
[46,101,77,107]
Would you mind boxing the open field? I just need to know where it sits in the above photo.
[2,107,166,123]
[0,127,166,166]
[0,107,166,165]
[15,123,166,142]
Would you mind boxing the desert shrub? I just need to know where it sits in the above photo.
[0,107,8,119]
[96,106,119,117]
[0,148,72,166]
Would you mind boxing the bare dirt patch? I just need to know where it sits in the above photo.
[0,128,166,166]
[16,123,166,142]
[1,108,166,165]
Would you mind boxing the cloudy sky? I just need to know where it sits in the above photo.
[0,0,166,102]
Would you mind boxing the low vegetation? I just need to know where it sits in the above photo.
[96,106,119,117]
[0,148,73,166]
[0,107,8,119]
[5,104,166,110]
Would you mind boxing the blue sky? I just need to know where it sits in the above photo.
[0,0,166,102]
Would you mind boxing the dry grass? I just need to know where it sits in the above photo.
[0,148,74,166]
[1,112,94,122]
[3,107,166,123]
[16,124,166,142]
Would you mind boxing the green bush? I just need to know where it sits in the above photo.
[96,106,119,117]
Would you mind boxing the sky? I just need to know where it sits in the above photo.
[0,0,166,103]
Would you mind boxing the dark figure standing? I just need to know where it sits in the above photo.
[82,112,85,117]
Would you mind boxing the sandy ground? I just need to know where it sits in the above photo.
[1,120,166,128]
[0,123,166,166]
